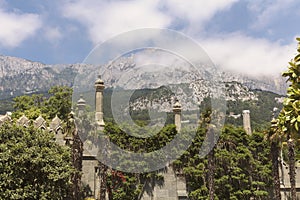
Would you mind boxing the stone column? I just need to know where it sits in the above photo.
[77,94,86,117]
[242,110,252,135]
[95,75,105,130]
[173,99,182,133]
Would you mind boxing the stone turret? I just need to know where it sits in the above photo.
[173,98,182,133]
[242,110,252,135]
[17,115,30,127]
[95,75,105,130]
[33,116,47,130]
[50,115,65,145]
[77,94,86,117]
[65,110,75,145]
[0,112,12,126]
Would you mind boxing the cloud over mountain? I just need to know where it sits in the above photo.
[0,8,41,48]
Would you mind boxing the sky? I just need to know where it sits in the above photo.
[0,0,299,77]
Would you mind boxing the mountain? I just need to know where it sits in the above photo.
[0,54,287,100]
[0,54,286,130]
[0,54,287,103]
[0,55,69,98]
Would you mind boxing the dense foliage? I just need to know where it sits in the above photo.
[225,90,283,131]
[101,123,176,200]
[273,37,300,200]
[1,86,81,200]
[172,124,272,200]
[0,123,74,200]
[278,38,300,134]
[12,86,72,121]
[0,82,285,199]
[100,119,273,200]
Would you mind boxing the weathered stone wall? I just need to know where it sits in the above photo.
[141,167,187,200]
[82,157,99,198]
[280,161,300,200]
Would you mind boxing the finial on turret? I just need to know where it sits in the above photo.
[173,97,182,132]
[77,95,86,117]
[77,94,86,105]
[69,109,75,118]
[173,98,182,112]
[95,75,104,85]
[95,75,105,130]
[242,110,252,135]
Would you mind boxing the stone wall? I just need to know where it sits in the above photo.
[280,161,300,199]
[141,167,187,200]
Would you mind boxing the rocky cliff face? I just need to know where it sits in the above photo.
[128,80,259,112]
[0,55,81,98]
[0,54,286,104]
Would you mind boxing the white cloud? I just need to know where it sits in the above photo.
[247,0,299,30]
[62,0,171,44]
[163,0,238,28]
[0,9,42,48]
[201,33,296,76]
[44,26,63,44]
[62,0,239,44]
[61,0,297,77]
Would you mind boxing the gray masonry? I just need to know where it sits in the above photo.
[95,75,105,130]
[79,78,188,199]
[141,167,187,200]
[280,161,300,199]
[0,110,188,199]
[242,110,252,135]
[3,107,300,199]
[5,76,299,199]
[173,99,182,133]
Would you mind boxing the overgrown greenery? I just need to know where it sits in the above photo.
[273,37,300,200]
[12,86,72,121]
[98,117,273,199]
[0,123,74,200]
[97,123,177,199]
[0,79,288,199]
[0,86,81,200]
[223,89,283,131]
[172,123,272,199]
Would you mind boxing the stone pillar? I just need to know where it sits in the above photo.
[95,75,105,130]
[77,94,86,117]
[173,99,182,133]
[94,166,101,200]
[242,110,252,135]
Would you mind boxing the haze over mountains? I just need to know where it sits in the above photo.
[0,54,287,102]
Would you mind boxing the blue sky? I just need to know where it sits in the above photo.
[0,0,299,76]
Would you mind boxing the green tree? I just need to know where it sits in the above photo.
[174,125,272,200]
[276,37,300,200]
[102,122,177,199]
[0,123,74,200]
[172,126,208,199]
[12,86,72,121]
[268,119,282,200]
[13,94,45,120]
[10,86,81,199]
[214,127,271,200]
[45,86,73,121]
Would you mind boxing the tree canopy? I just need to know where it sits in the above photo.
[0,123,74,200]
[12,86,72,121]
[173,125,272,200]
[277,37,300,136]
[273,37,300,200]
[100,120,273,199]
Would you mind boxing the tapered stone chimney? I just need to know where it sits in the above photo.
[95,75,105,130]
[173,99,182,133]
[242,110,252,135]
[77,94,86,117]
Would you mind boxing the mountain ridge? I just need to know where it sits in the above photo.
[0,54,287,100]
